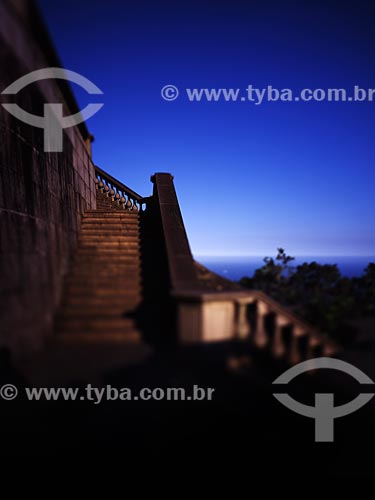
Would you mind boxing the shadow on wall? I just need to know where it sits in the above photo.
[0,0,96,357]
[126,207,176,347]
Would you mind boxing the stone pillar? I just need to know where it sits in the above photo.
[289,325,306,364]
[272,315,289,358]
[254,301,269,348]
[235,299,251,340]
[323,339,337,356]
[307,335,321,359]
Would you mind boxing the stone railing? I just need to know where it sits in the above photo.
[173,289,338,364]
[91,168,338,363]
[151,173,339,363]
[150,173,200,290]
[94,165,147,211]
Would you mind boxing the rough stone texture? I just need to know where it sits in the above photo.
[56,207,143,344]
[0,0,96,356]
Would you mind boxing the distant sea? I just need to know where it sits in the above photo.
[197,256,374,282]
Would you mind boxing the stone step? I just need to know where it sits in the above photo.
[72,262,140,270]
[63,277,142,288]
[62,290,141,299]
[74,256,140,263]
[81,224,140,230]
[73,257,140,264]
[73,252,141,260]
[57,317,139,332]
[94,201,136,207]
[85,208,140,212]
[80,232,140,237]
[79,229,140,236]
[64,279,141,288]
[74,255,140,262]
[60,302,141,313]
[73,259,141,266]
[63,282,141,291]
[68,270,141,278]
[65,265,141,274]
[83,212,139,219]
[95,206,125,211]
[60,302,142,313]
[81,221,140,226]
[66,276,141,295]
[79,236,140,244]
[57,330,141,344]
[75,248,140,255]
[79,235,140,241]
[63,285,142,300]
[77,245,140,251]
[78,236,140,243]
[82,214,140,218]
[81,225,140,232]
[79,236,140,242]
[82,212,139,218]
[71,256,141,264]
[61,292,142,303]
[77,240,140,246]
[61,301,141,311]
[77,246,140,253]
[82,216,139,222]
[76,251,140,258]
[95,202,127,207]
[61,299,141,308]
[82,221,139,225]
[67,266,141,275]
[80,223,140,230]
[79,232,140,239]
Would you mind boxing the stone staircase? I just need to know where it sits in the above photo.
[56,208,143,344]
[20,169,338,385]
[19,188,152,385]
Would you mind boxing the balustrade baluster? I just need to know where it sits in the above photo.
[236,300,251,339]
[254,301,269,348]
[273,315,289,358]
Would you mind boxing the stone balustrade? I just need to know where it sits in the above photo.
[173,289,338,365]
[149,172,339,364]
[95,165,146,212]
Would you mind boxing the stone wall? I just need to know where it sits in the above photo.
[0,0,96,356]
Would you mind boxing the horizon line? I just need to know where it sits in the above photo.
[194,254,375,258]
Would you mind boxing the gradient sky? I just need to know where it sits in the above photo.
[38,0,374,257]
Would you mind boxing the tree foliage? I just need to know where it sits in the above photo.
[239,249,375,343]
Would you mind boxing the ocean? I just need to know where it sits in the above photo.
[196,256,374,282]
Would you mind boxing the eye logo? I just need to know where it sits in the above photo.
[1,67,103,152]
[273,357,374,442]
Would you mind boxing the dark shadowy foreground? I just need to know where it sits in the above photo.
[1,344,374,477]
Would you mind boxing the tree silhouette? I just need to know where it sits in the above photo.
[240,249,375,344]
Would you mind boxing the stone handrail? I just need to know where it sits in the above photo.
[150,173,201,290]
[151,173,338,363]
[94,165,146,211]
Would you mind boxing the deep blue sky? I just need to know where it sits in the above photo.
[38,0,374,257]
